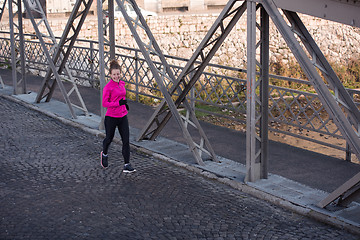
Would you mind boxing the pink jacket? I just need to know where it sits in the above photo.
[102,79,128,118]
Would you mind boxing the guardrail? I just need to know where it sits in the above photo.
[0,31,358,159]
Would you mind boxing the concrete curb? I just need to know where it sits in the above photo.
[2,94,360,236]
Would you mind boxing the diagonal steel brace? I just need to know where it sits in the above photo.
[318,172,360,208]
[22,0,78,116]
[138,1,247,142]
[115,0,220,165]
[260,0,360,206]
[283,10,360,131]
[0,0,7,21]
[136,1,247,163]
[261,0,360,162]
[34,0,93,118]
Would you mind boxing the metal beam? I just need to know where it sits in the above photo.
[21,0,76,117]
[260,6,269,179]
[260,0,360,205]
[244,2,270,181]
[261,0,360,162]
[318,172,360,208]
[107,0,116,60]
[34,0,92,118]
[137,0,247,164]
[115,0,220,165]
[246,0,261,182]
[97,0,107,130]
[17,0,26,94]
[283,10,360,130]
[0,75,4,89]
[149,1,247,135]
[0,0,7,21]
[8,0,26,95]
[168,0,247,106]
[97,0,116,130]
[269,0,360,28]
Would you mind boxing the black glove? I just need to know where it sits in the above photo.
[119,99,127,106]
[125,103,129,111]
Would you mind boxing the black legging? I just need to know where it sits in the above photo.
[103,115,130,164]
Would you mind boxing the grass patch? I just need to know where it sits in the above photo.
[195,103,224,118]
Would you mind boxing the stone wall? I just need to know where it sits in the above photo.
[1,12,360,68]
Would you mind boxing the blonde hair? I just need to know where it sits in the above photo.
[109,59,121,74]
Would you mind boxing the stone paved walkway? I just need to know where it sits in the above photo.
[1,96,359,239]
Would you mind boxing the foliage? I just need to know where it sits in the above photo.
[332,55,360,89]
[268,55,360,91]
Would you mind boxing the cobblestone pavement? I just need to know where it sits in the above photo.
[0,96,359,239]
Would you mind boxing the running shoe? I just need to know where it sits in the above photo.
[100,151,108,168]
[123,163,136,173]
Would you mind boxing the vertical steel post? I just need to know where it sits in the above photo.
[9,0,26,95]
[346,142,351,162]
[8,0,17,94]
[18,0,26,94]
[135,50,139,102]
[97,0,116,130]
[260,6,269,179]
[90,41,95,87]
[246,0,260,182]
[97,0,107,130]
[108,0,116,59]
[246,2,269,182]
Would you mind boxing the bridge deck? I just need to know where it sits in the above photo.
[1,68,360,231]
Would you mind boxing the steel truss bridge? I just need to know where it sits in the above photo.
[1,0,360,209]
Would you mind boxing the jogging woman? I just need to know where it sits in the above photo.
[100,59,135,173]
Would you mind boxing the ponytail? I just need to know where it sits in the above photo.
[109,59,121,74]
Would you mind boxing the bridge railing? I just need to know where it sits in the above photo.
[0,31,358,158]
